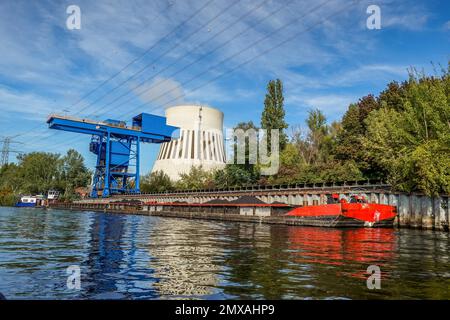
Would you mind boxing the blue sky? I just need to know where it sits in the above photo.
[0,0,449,174]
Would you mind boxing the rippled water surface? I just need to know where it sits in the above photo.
[0,207,449,299]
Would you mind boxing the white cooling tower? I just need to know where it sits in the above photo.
[151,105,226,181]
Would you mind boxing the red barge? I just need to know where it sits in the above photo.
[64,194,397,229]
[285,194,397,228]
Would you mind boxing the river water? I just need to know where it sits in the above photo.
[0,207,449,300]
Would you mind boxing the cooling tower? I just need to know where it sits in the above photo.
[151,105,226,181]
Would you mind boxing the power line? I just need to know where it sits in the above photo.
[150,0,362,115]
[71,0,242,118]
[28,0,346,151]
[118,0,339,119]
[1,137,23,166]
[0,137,10,166]
[26,0,292,148]
[25,0,360,153]
[12,0,216,139]
[24,0,265,147]
[83,0,282,119]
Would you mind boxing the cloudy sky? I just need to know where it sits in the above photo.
[0,0,449,173]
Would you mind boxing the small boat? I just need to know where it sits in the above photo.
[47,190,60,201]
[15,195,46,208]
[285,194,397,228]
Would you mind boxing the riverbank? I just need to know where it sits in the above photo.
[49,202,337,227]
[49,194,449,231]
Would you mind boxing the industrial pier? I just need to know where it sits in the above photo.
[45,112,449,232]
[50,181,450,232]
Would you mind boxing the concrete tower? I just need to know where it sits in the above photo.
[151,105,226,181]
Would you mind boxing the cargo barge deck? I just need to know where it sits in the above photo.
[48,200,395,228]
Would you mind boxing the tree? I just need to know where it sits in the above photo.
[335,94,382,177]
[232,121,258,168]
[261,79,288,150]
[0,163,20,193]
[305,109,329,165]
[0,150,92,204]
[270,112,362,185]
[266,143,303,184]
[363,69,450,195]
[140,170,174,193]
[214,164,260,188]
[378,81,407,111]
[177,166,216,190]
[15,152,61,195]
[218,121,261,188]
[60,149,91,198]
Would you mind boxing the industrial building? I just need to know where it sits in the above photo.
[151,105,226,181]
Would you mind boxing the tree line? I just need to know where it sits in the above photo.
[1,63,448,204]
[0,149,91,205]
[143,64,450,196]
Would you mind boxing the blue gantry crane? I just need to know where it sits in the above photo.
[47,113,178,198]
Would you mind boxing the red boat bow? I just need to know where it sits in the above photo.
[285,199,397,228]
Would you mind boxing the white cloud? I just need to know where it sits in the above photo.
[382,12,429,31]
[376,0,430,31]
[133,76,186,111]
[0,86,54,120]
[327,64,410,87]
[303,95,357,112]
[0,0,438,142]
[287,93,358,120]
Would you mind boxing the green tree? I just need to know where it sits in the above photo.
[0,163,21,193]
[232,121,259,167]
[15,152,61,195]
[261,79,288,150]
[335,94,381,177]
[214,164,260,188]
[217,121,261,188]
[60,149,91,198]
[0,186,17,206]
[378,81,408,111]
[363,69,450,195]
[140,170,174,193]
[0,150,92,204]
[304,109,329,165]
[266,142,303,184]
[177,165,216,190]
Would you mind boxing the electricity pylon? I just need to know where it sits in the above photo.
[0,136,23,166]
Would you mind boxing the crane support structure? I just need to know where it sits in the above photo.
[47,113,179,198]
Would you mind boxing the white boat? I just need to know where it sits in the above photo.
[15,196,40,208]
[47,190,60,200]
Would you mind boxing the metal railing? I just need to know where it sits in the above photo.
[113,179,391,198]
[47,114,142,132]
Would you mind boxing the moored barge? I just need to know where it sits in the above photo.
[285,194,397,228]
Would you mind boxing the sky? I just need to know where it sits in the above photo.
[0,0,449,174]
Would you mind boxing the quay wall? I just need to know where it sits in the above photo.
[65,186,450,232]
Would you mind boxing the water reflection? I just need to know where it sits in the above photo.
[0,208,449,300]
[83,213,127,299]
[289,228,395,265]
[82,213,160,299]
[147,218,222,299]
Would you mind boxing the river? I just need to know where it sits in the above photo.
[0,207,449,299]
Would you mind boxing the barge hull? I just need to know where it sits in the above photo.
[285,215,396,228]
[48,202,395,228]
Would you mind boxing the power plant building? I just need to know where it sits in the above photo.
[151,105,226,181]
